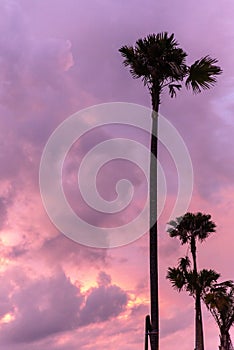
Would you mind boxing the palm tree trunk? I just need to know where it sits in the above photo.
[149,90,159,350]
[195,291,204,350]
[191,237,204,350]
[219,330,231,350]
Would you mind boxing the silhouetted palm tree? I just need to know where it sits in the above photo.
[168,256,219,294]
[167,212,216,350]
[204,280,234,350]
[119,33,222,350]
[167,256,220,346]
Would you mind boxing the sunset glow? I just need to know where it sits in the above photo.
[1,313,15,324]
[0,1,233,350]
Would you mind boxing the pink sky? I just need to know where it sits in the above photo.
[0,0,233,349]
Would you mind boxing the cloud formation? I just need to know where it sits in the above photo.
[0,0,233,350]
[0,269,128,346]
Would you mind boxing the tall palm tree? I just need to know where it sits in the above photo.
[204,280,234,350]
[167,212,216,350]
[119,33,222,350]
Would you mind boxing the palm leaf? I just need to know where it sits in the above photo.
[186,55,222,93]
[119,45,150,79]
[204,279,234,332]
[167,267,186,291]
[178,256,191,271]
[169,84,182,97]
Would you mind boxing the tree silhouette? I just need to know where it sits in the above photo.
[167,212,216,350]
[204,280,234,350]
[167,255,219,346]
[119,33,222,350]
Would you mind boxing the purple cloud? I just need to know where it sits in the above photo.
[0,1,233,349]
[1,271,83,344]
[0,269,128,347]
[79,284,128,326]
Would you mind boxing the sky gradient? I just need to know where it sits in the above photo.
[0,1,233,349]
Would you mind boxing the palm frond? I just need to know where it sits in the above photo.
[204,279,234,331]
[198,269,220,292]
[186,55,222,93]
[167,267,186,291]
[119,45,150,80]
[169,84,182,98]
[178,256,191,271]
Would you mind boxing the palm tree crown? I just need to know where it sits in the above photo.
[167,256,220,296]
[205,281,234,350]
[168,212,216,245]
[119,32,222,106]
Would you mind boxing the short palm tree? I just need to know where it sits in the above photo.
[167,212,216,350]
[204,280,234,350]
[167,257,220,348]
[119,33,222,350]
